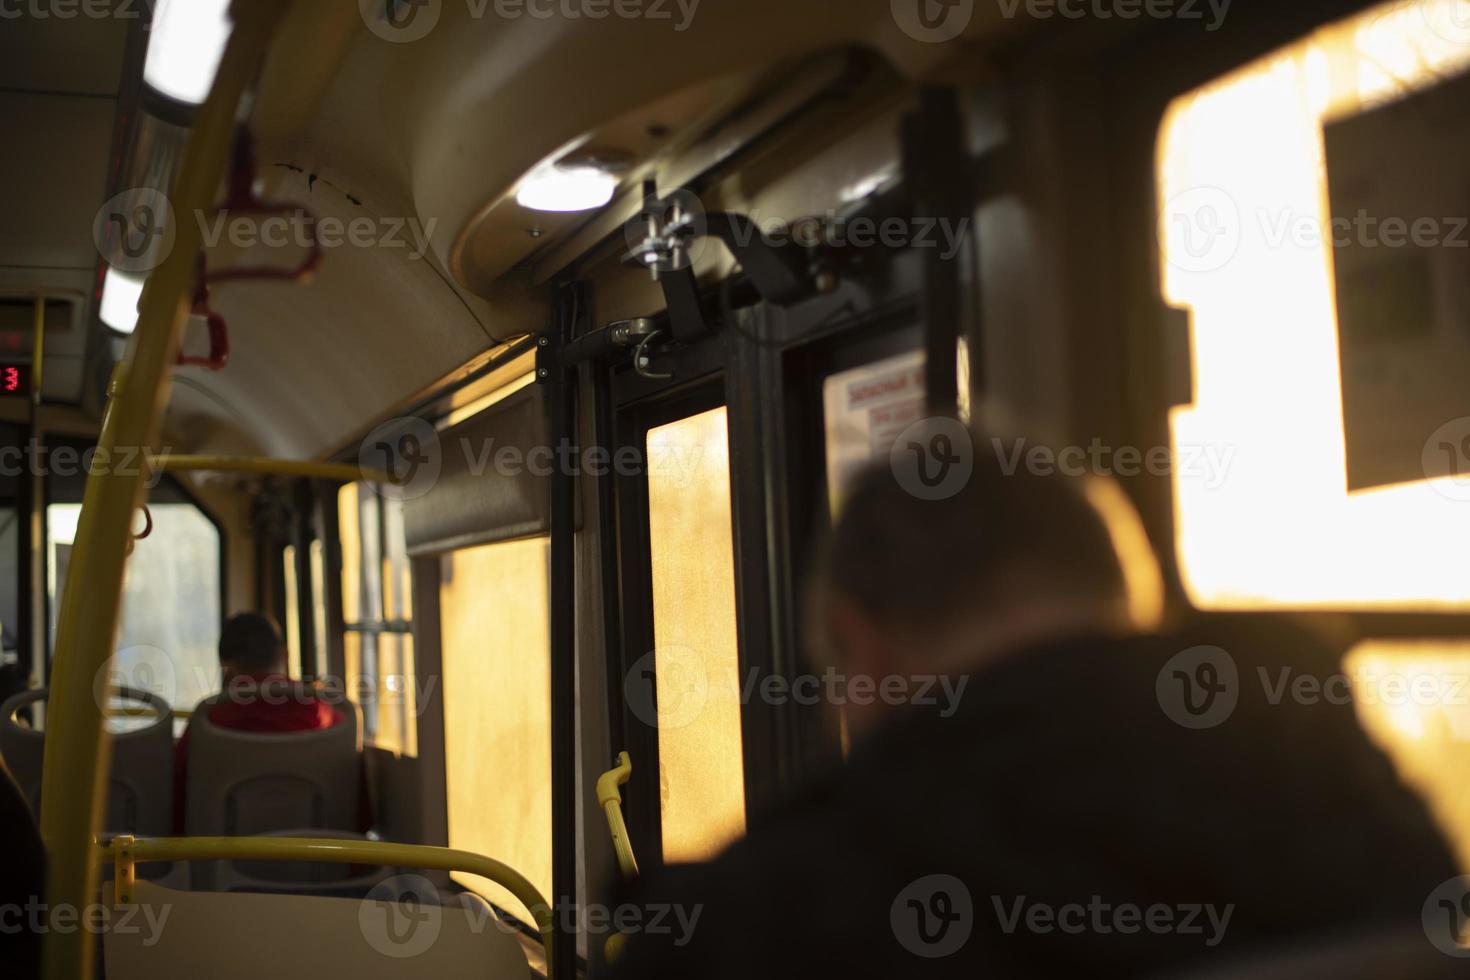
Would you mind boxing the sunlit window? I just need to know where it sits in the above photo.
[646,407,747,863]
[49,501,221,712]
[1160,0,1470,870]
[1160,0,1470,609]
[282,544,302,679]
[1348,640,1470,868]
[338,483,417,756]
[440,537,551,926]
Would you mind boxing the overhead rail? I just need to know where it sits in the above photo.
[39,3,298,977]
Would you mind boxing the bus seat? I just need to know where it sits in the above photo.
[185,695,361,841]
[104,880,531,980]
[0,687,173,835]
[213,829,393,896]
[1154,928,1464,980]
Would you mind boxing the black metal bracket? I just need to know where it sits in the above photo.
[623,186,817,343]
[902,87,974,416]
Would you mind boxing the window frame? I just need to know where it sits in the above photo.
[333,482,416,751]
[45,460,227,698]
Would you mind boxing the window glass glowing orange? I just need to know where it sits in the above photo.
[1161,0,1470,872]
[440,537,552,926]
[1160,0,1470,609]
[646,407,747,863]
[1347,640,1470,868]
[282,544,301,679]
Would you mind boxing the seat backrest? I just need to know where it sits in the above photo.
[213,828,392,894]
[0,687,173,835]
[186,694,361,838]
[105,881,530,980]
[0,690,43,811]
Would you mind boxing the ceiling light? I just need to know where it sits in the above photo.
[143,0,234,106]
[100,268,146,335]
[516,160,620,213]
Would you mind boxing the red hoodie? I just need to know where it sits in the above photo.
[172,674,356,834]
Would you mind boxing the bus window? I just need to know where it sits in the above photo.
[1348,640,1470,869]
[338,482,417,756]
[308,539,329,676]
[439,536,552,927]
[281,544,302,679]
[49,500,221,713]
[646,406,746,864]
[1159,0,1470,863]
[1160,0,1470,610]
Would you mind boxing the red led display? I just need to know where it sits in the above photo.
[1,363,30,397]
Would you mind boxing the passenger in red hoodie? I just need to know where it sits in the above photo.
[172,613,353,833]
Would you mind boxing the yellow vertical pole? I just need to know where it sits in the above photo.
[29,298,45,690]
[39,3,291,977]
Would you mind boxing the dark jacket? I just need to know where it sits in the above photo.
[612,616,1457,978]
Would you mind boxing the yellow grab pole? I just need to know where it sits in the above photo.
[99,836,555,970]
[28,298,45,689]
[40,4,293,978]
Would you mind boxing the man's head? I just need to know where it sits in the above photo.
[218,612,287,680]
[809,435,1145,737]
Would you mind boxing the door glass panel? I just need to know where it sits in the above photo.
[822,350,926,514]
[821,341,972,515]
[646,406,747,863]
[440,537,551,925]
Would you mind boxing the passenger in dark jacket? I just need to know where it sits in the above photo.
[613,444,1460,978]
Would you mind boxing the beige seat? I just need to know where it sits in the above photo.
[0,687,173,835]
[104,881,531,980]
[185,692,362,836]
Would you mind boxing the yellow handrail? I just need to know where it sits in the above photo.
[596,752,639,879]
[102,835,554,973]
[40,3,295,977]
[596,752,638,966]
[150,454,391,484]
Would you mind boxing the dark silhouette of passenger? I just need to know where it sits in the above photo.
[612,446,1459,978]
[0,754,42,979]
[173,613,347,833]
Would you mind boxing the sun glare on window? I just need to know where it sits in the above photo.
[1161,0,1470,610]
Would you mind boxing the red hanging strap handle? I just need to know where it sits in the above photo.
[126,505,153,556]
[179,131,322,371]
[178,256,232,370]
